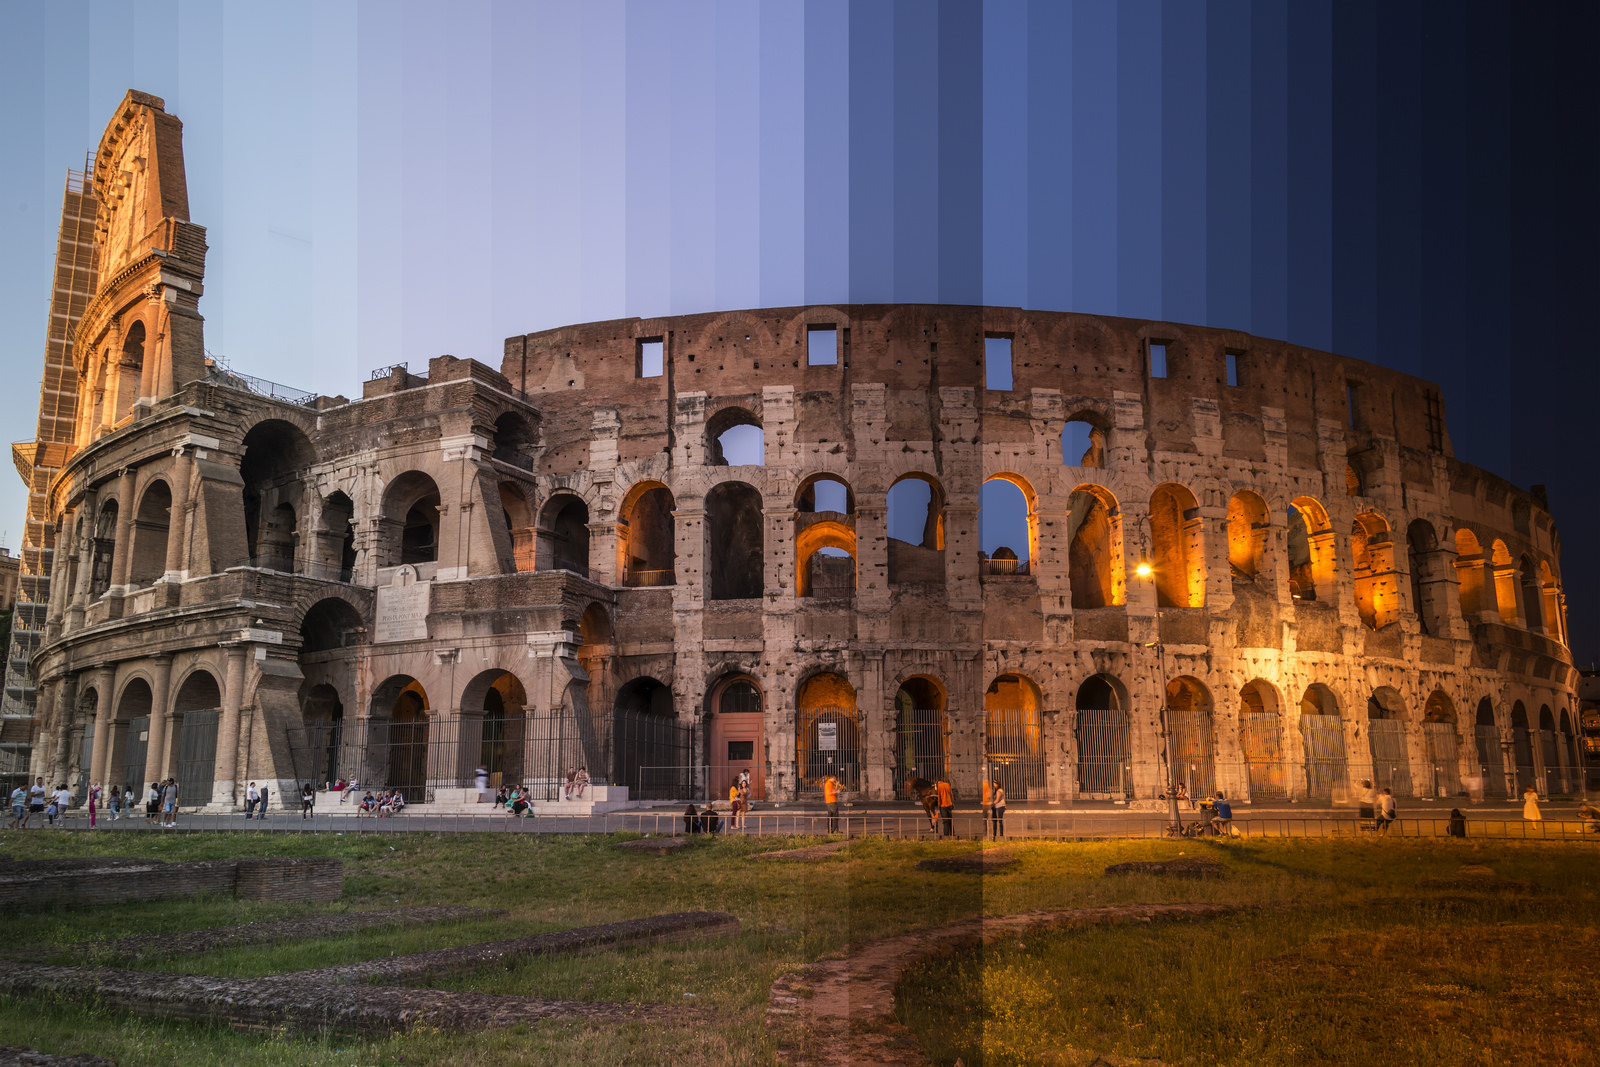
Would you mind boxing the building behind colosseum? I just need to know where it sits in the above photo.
[17,91,1584,811]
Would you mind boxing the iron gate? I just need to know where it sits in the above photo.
[985,707,1046,801]
[1167,709,1216,799]
[1368,718,1413,796]
[1075,706,1131,797]
[175,709,219,805]
[1475,723,1506,797]
[121,716,150,795]
[796,705,862,794]
[893,708,949,799]
[1422,721,1462,797]
[1239,711,1288,800]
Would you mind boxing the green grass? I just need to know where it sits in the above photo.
[1,830,1596,1065]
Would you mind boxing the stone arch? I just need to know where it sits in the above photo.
[1148,484,1204,607]
[382,471,442,568]
[707,672,764,801]
[537,492,590,577]
[1538,704,1562,795]
[128,478,172,587]
[893,675,948,798]
[1287,496,1335,601]
[1367,687,1412,795]
[984,673,1045,800]
[1519,555,1544,634]
[316,491,357,582]
[980,473,1036,576]
[1351,511,1397,629]
[1067,484,1123,608]
[1559,708,1580,794]
[241,419,316,574]
[460,669,529,789]
[1490,539,1518,625]
[1474,697,1505,798]
[368,675,431,803]
[706,406,764,466]
[297,682,345,788]
[171,668,222,804]
[114,676,155,793]
[797,672,860,793]
[1510,701,1535,791]
[1299,684,1346,798]
[1075,674,1130,798]
[887,473,946,584]
[90,496,119,597]
[705,481,764,600]
[1061,409,1109,468]
[614,676,682,799]
[298,596,366,653]
[1539,560,1565,645]
[1166,676,1216,798]
[1454,528,1486,617]
[795,475,856,598]
[1407,519,1448,636]
[795,474,854,514]
[1422,690,1462,796]
[491,410,539,469]
[1226,490,1270,580]
[496,482,536,572]
[619,480,676,587]
[1238,679,1286,799]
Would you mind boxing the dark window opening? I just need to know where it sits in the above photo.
[638,338,664,378]
[1148,342,1167,379]
[985,335,1013,391]
[1225,352,1240,387]
[807,326,837,366]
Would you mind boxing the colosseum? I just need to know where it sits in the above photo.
[16,91,1583,813]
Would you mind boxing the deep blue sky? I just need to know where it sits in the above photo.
[1,1,1595,664]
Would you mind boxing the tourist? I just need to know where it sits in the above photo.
[245,782,259,819]
[564,767,578,801]
[982,778,992,835]
[702,804,721,834]
[108,785,123,820]
[341,777,360,803]
[7,781,26,828]
[1209,791,1233,837]
[495,785,508,808]
[161,777,179,827]
[1448,808,1468,837]
[823,774,841,834]
[1578,801,1600,832]
[992,782,1007,840]
[28,777,47,826]
[301,782,315,820]
[1358,779,1376,822]
[87,782,100,828]
[358,790,376,815]
[509,789,529,817]
[684,803,700,834]
[1522,786,1543,823]
[146,781,160,822]
[258,782,270,819]
[474,765,489,796]
[572,766,590,801]
[728,780,742,830]
[44,791,59,827]
[1376,787,1397,836]
[935,778,954,838]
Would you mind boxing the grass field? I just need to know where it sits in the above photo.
[1,829,1595,1065]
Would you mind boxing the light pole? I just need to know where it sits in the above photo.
[1136,560,1183,833]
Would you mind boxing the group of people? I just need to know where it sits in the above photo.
[495,784,533,816]
[7,777,72,828]
[355,789,408,816]
[909,777,1008,839]
[563,766,591,801]
[683,802,723,834]
[727,770,753,830]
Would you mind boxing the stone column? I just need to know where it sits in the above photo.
[69,491,98,625]
[211,644,250,808]
[143,655,174,782]
[164,447,194,579]
[86,667,117,788]
[108,469,138,592]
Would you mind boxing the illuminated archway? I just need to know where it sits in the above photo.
[797,673,860,793]
[1238,679,1285,799]
[985,674,1045,800]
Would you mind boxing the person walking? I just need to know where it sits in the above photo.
[258,782,270,820]
[108,785,123,820]
[991,782,1006,840]
[301,782,315,820]
[1522,786,1543,823]
[87,782,100,828]
[27,777,46,827]
[936,778,954,838]
[245,782,259,819]
[1376,787,1397,836]
[145,781,160,822]
[50,783,72,826]
[822,774,841,834]
[6,782,25,828]
[160,777,179,827]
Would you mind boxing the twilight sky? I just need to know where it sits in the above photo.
[1,1,1595,664]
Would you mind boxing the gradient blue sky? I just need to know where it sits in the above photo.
[1,1,1595,661]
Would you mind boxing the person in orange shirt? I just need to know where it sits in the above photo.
[936,779,954,837]
[981,778,992,836]
[822,775,841,834]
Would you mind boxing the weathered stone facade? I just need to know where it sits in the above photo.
[24,92,1580,810]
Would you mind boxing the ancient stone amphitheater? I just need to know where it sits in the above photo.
[20,92,1580,812]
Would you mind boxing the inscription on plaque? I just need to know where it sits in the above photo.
[376,578,430,643]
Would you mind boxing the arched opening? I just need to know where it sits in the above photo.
[1491,540,1518,625]
[1454,528,1486,618]
[985,673,1046,800]
[298,682,345,788]
[613,677,685,799]
[1538,705,1562,795]
[619,482,676,587]
[887,474,945,584]
[317,492,357,582]
[1367,688,1412,795]
[1510,702,1535,791]
[369,676,430,804]
[706,407,764,466]
[128,480,172,587]
[460,670,527,790]
[795,477,856,599]
[1061,415,1107,468]
[1287,497,1335,602]
[299,596,364,653]
[797,673,861,793]
[893,676,948,799]
[241,420,314,573]
[1474,698,1504,798]
[1422,691,1461,796]
[1540,561,1565,645]
[1149,484,1204,607]
[90,498,118,597]
[1560,709,1580,794]
[1239,680,1286,799]
[382,472,442,567]
[708,675,764,801]
[115,677,153,795]
[1407,521,1447,636]
[1299,684,1346,798]
[705,481,764,600]
[537,494,590,578]
[75,687,98,802]
[1075,674,1131,798]
[498,483,536,572]
[172,670,222,804]
[1520,557,1544,634]
[979,475,1035,576]
[491,411,538,470]
[796,475,852,514]
[1227,491,1270,580]
[1351,512,1396,629]
[1166,676,1216,798]
[117,321,145,421]
[1067,485,1123,608]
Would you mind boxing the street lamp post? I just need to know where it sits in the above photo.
[1136,560,1183,833]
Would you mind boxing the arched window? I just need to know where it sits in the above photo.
[460,670,527,789]
[797,673,860,793]
[299,597,365,653]
[1238,680,1285,799]
[985,674,1046,800]
[613,676,684,799]
[1299,684,1346,798]
[893,676,948,798]
[91,498,118,597]
[115,677,154,794]
[1067,485,1122,608]
[706,407,764,466]
[381,471,442,568]
[1149,484,1204,607]
[1351,512,1396,629]
[172,670,222,805]
[318,492,357,582]
[705,481,764,600]
[1287,497,1335,602]
[537,494,590,577]
[1519,556,1544,634]
[298,683,345,789]
[1226,491,1269,580]
[1367,688,1411,795]
[1474,698,1504,798]
[1075,675,1130,797]
[1510,702,1535,791]
[979,475,1035,577]
[1166,677,1215,798]
[795,475,856,599]
[1061,414,1107,468]
[116,321,145,422]
[1538,705,1561,795]
[128,480,172,588]
[1454,528,1486,619]
[241,420,315,574]
[1422,691,1461,797]
[1407,520,1447,636]
[498,483,535,573]
[369,676,430,804]
[1490,540,1518,625]
[886,474,945,585]
[1539,561,1565,645]
[619,483,675,587]
[491,411,538,470]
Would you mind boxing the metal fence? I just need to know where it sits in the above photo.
[796,705,862,794]
[892,708,949,799]
[1368,718,1413,796]
[1299,713,1347,799]
[1074,706,1131,797]
[985,707,1047,800]
[1168,709,1216,799]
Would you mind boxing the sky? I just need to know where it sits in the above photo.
[0,0,1595,664]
